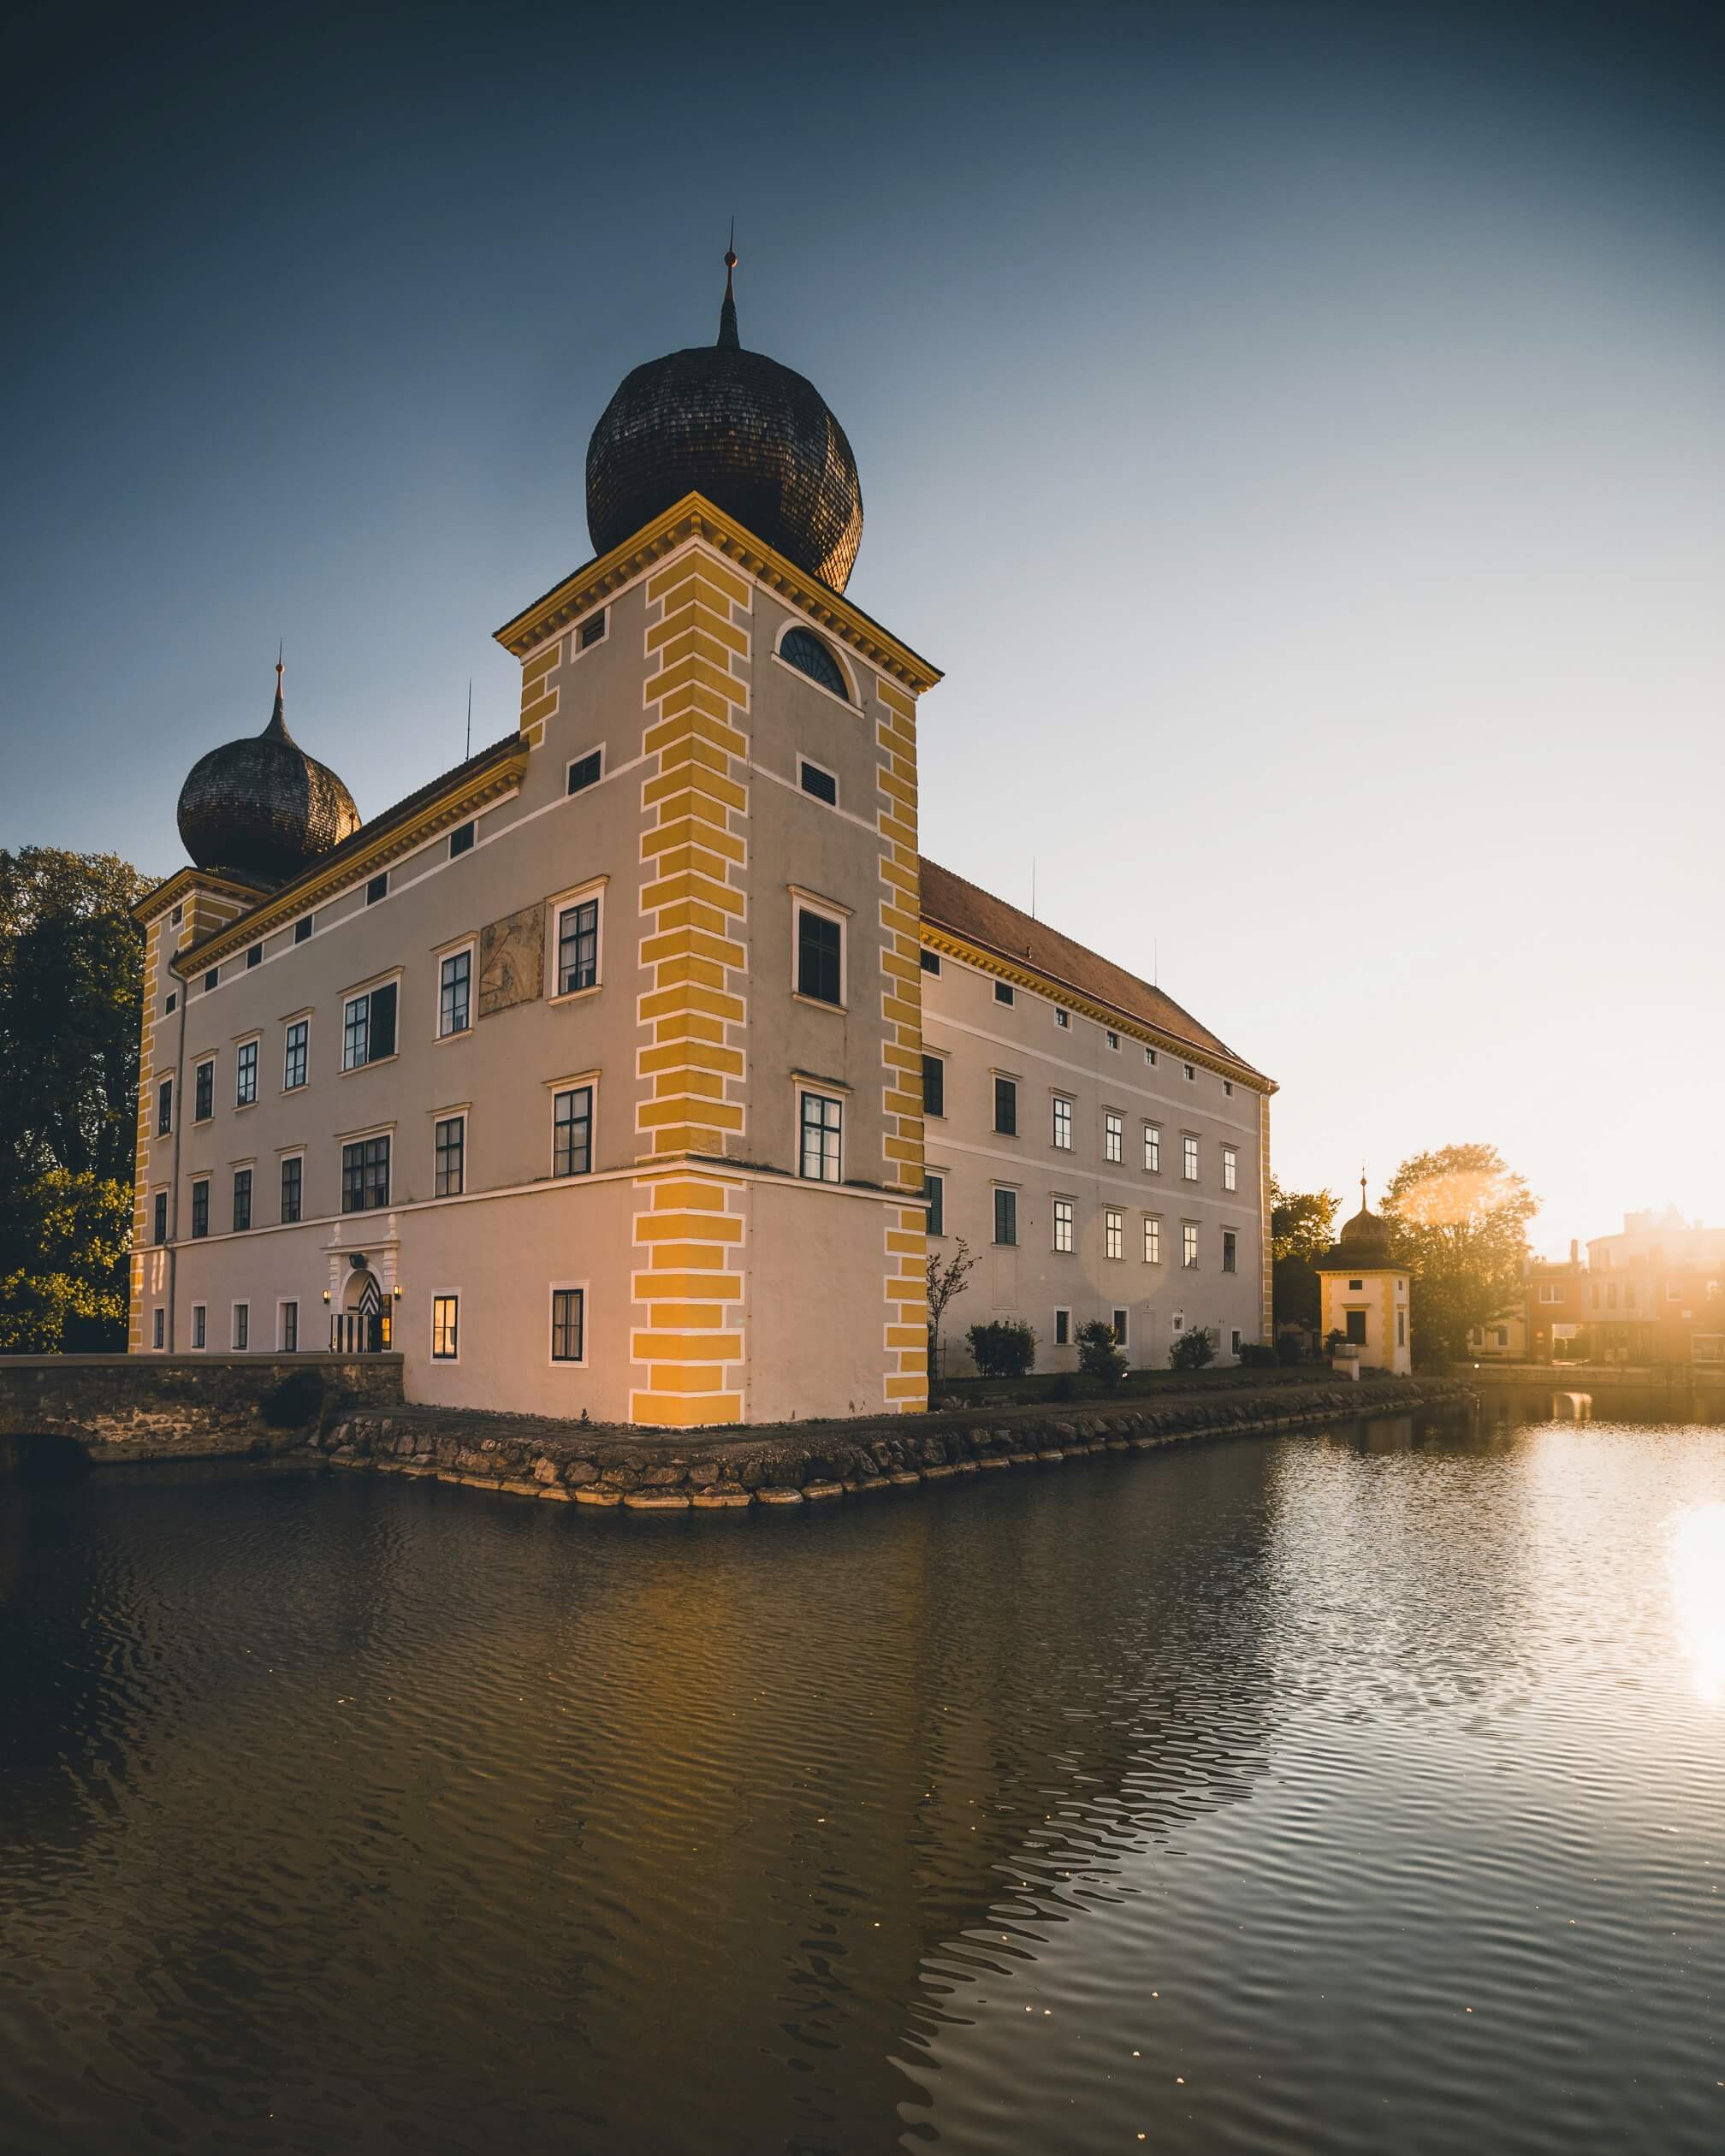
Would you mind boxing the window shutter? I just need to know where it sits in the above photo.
[370,982,398,1060]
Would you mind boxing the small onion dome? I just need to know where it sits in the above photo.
[585,246,864,593]
[177,662,360,884]
[1316,1182,1396,1270]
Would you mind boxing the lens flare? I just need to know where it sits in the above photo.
[1669,1503,1725,1706]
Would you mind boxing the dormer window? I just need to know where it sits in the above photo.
[780,628,848,700]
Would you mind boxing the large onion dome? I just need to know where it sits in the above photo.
[177,662,361,884]
[585,247,864,593]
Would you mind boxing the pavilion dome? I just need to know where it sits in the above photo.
[584,250,864,593]
[1334,1203,1394,1266]
[176,663,361,885]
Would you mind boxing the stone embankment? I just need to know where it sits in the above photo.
[318,1376,1472,1513]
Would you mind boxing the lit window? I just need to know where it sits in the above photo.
[796,906,843,1005]
[439,950,471,1036]
[798,759,838,805]
[1223,1145,1237,1192]
[1105,1207,1123,1260]
[191,1178,209,1238]
[341,1135,390,1213]
[281,1157,302,1223]
[552,1288,585,1361]
[1223,1229,1237,1273]
[567,749,603,795]
[157,1077,174,1135]
[449,820,475,860]
[283,1020,308,1090]
[780,628,848,698]
[924,1173,945,1237]
[993,980,1014,1007]
[1052,1096,1072,1150]
[236,1040,258,1105]
[1144,1216,1161,1265]
[799,1091,843,1182]
[1144,1123,1160,1173]
[232,1169,252,1232]
[922,1054,945,1118]
[553,1087,593,1178]
[194,1060,214,1122]
[993,1076,1017,1135]
[1105,1111,1123,1164]
[557,899,601,996]
[343,983,398,1069]
[993,1188,1018,1246]
[1183,1223,1199,1269]
[1183,1135,1200,1180]
[1053,1198,1075,1253]
[431,1295,459,1360]
[435,1116,465,1197]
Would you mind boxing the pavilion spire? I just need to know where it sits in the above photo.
[264,647,289,739]
[717,222,739,350]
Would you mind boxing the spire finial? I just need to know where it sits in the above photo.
[1361,1169,1369,1211]
[718,222,739,350]
[265,646,289,739]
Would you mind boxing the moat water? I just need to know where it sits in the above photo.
[3,1402,1722,2154]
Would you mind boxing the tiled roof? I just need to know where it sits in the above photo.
[918,856,1266,1081]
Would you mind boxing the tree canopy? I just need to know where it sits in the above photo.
[1270,1178,1337,1329]
[0,848,152,1350]
[1381,1142,1536,1363]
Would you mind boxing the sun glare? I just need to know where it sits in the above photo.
[1669,1503,1725,1706]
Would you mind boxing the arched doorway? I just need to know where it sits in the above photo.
[334,1266,388,1353]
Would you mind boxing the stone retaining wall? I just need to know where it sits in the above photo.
[317,1377,1473,1513]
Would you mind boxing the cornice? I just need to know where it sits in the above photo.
[175,747,530,975]
[919,923,1277,1096]
[492,493,943,694]
[132,865,270,928]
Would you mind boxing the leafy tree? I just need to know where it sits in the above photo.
[927,1235,980,1382]
[1271,1178,1337,1330]
[0,849,153,1351]
[1380,1143,1537,1364]
[1170,1329,1216,1371]
[1075,1318,1128,1388]
[966,1319,1036,1379]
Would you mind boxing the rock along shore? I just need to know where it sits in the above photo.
[317,1377,1473,1514]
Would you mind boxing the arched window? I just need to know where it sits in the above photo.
[780,628,849,701]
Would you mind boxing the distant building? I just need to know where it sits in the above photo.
[1313,1184,1412,1375]
[1513,1213,1725,1367]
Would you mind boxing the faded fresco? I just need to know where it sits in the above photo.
[478,901,545,1017]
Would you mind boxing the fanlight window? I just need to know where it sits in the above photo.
[780,629,848,701]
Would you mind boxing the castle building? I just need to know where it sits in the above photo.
[128,261,1274,1423]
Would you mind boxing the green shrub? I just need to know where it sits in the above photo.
[1076,1318,1129,1388]
[1170,1329,1216,1371]
[1275,1331,1304,1365]
[967,1319,1037,1379]
[1237,1342,1277,1369]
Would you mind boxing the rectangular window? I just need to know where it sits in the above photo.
[1345,1308,1368,1346]
[993,980,1014,1006]
[366,873,388,905]
[921,949,940,975]
[1538,1282,1562,1304]
[553,1086,594,1178]
[1105,1111,1123,1164]
[1224,1081,1234,1098]
[1052,1096,1072,1150]
[922,1054,945,1118]
[164,991,177,1015]
[294,915,313,945]
[1105,1207,1123,1260]
[157,1077,173,1135]
[1054,1008,1070,1029]
[1144,1124,1161,1173]
[192,1304,206,1349]
[439,950,471,1036]
[556,898,601,996]
[993,1187,1018,1246]
[234,1303,249,1351]
[431,1295,459,1361]
[1183,1222,1200,1269]
[236,1040,258,1106]
[232,1168,252,1233]
[579,610,607,650]
[205,969,217,993]
[1054,1308,1070,1347]
[799,759,838,805]
[195,1060,214,1122]
[1144,1216,1162,1265]
[1144,1046,1158,1067]
[1397,1310,1407,1347]
[436,1115,465,1197]
[1053,1197,1075,1253]
[448,820,475,859]
[152,1190,168,1244]
[246,945,261,971]
[282,1301,299,1353]
[343,981,398,1069]
[993,1075,1017,1135]
[281,1156,302,1223]
[1223,1146,1237,1193]
[152,1308,164,1349]
[284,1019,308,1090]
[1231,1328,1242,1356]
[551,1287,585,1361]
[799,1091,843,1182]
[924,1172,945,1237]
[191,1178,209,1238]
[1183,1063,1195,1081]
[1223,1229,1237,1273]
[1112,1309,1128,1347]
[796,906,843,1005]
[341,1135,391,1213]
[567,748,603,794]
[1106,1029,1120,1051]
[1183,1135,1200,1180]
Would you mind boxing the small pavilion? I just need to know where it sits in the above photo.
[1314,1178,1412,1375]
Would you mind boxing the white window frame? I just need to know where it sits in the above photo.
[1052,1196,1076,1254]
[434,1109,468,1199]
[1183,1063,1195,1081]
[279,1150,305,1225]
[1104,1110,1123,1164]
[1144,1122,1161,1174]
[282,1013,311,1092]
[566,743,607,794]
[1053,1007,1070,1030]
[1144,1216,1162,1265]
[1222,1228,1238,1274]
[773,620,859,705]
[1223,1145,1238,1193]
[234,1034,261,1108]
[790,886,850,1011]
[548,1074,598,1180]
[1539,1283,1562,1304]
[548,1279,590,1367]
[1052,1094,1073,1151]
[436,939,477,1040]
[797,1085,845,1183]
[1106,1029,1120,1051]
[191,1302,207,1351]
[341,968,403,1074]
[548,876,608,1004]
[1054,1306,1071,1348]
[923,1169,946,1238]
[193,1056,215,1123]
[797,753,840,808]
[1183,1134,1200,1182]
[1105,1206,1124,1261]
[430,1291,461,1364]
[992,1182,1020,1247]
[232,1300,250,1351]
[1144,1046,1158,1067]
[1183,1222,1200,1270]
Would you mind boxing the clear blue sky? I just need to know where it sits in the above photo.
[3,1,1721,1253]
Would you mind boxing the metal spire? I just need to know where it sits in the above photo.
[717,222,739,350]
[265,646,289,738]
[1360,1169,1369,1212]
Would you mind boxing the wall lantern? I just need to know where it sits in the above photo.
[322,1289,331,1304]
[393,1285,402,1300]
